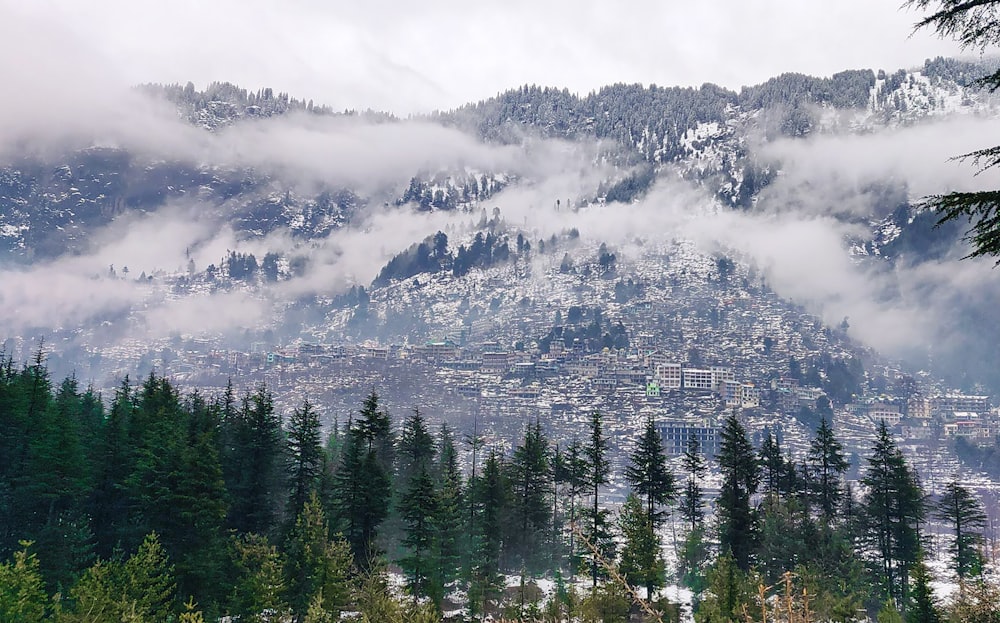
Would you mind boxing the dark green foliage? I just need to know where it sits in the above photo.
[623,414,674,600]
[127,374,229,607]
[617,493,665,600]
[89,378,134,559]
[432,424,464,599]
[397,408,436,486]
[716,414,760,571]
[584,410,613,587]
[333,390,392,567]
[603,164,656,203]
[906,552,941,623]
[450,230,513,278]
[467,449,508,618]
[2,353,992,618]
[286,398,324,520]
[400,464,440,602]
[679,525,710,596]
[808,416,850,521]
[223,384,283,537]
[374,232,453,286]
[860,421,925,608]
[625,414,677,528]
[906,0,1000,261]
[934,479,987,579]
[556,437,590,574]
[679,436,706,532]
[506,419,552,573]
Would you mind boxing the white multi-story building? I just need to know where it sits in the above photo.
[655,363,682,389]
[683,368,714,391]
[711,366,735,392]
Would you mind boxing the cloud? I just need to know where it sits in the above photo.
[2,0,965,116]
[756,116,1000,219]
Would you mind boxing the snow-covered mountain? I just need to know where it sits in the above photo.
[2,56,1000,398]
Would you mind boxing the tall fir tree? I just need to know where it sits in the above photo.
[285,493,354,622]
[560,437,590,575]
[468,449,508,619]
[333,391,392,567]
[225,384,283,536]
[759,430,784,500]
[679,435,706,533]
[625,413,677,528]
[584,410,613,587]
[286,398,323,521]
[808,416,849,521]
[400,463,441,604]
[397,408,436,486]
[906,551,941,623]
[716,413,761,571]
[432,424,464,601]
[860,420,924,609]
[617,493,666,601]
[90,376,134,558]
[506,419,552,573]
[934,479,987,580]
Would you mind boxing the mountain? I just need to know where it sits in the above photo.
[1,56,999,405]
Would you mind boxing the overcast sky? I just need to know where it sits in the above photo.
[3,0,966,115]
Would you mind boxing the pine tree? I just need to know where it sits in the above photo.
[468,449,507,619]
[759,430,784,500]
[679,436,706,533]
[19,376,94,590]
[694,550,755,623]
[127,375,228,607]
[286,398,323,520]
[617,493,666,601]
[860,420,924,609]
[285,493,354,622]
[716,413,761,571]
[225,384,283,536]
[625,413,676,528]
[333,391,392,567]
[90,377,134,558]
[228,533,289,623]
[808,416,849,521]
[934,479,987,580]
[433,424,464,597]
[397,408,436,485]
[123,533,177,619]
[400,464,440,603]
[584,410,613,587]
[507,419,552,573]
[67,532,179,622]
[560,437,590,575]
[906,551,941,623]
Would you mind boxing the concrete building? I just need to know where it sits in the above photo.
[683,368,714,391]
[655,363,682,389]
[656,418,720,456]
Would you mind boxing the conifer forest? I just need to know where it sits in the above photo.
[1,351,997,623]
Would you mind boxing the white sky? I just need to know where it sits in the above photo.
[1,0,968,114]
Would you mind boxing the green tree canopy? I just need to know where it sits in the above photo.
[907,0,1000,261]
